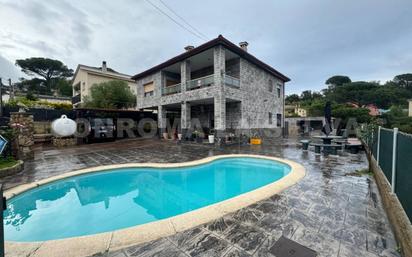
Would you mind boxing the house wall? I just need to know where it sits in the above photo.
[225,58,240,78]
[135,46,285,133]
[73,69,137,104]
[226,102,241,130]
[238,58,284,129]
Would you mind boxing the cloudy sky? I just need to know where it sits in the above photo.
[0,0,411,94]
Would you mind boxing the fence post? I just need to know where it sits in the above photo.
[391,128,398,193]
[377,126,381,165]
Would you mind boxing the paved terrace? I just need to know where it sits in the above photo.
[1,139,400,257]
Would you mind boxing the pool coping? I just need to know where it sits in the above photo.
[4,154,305,257]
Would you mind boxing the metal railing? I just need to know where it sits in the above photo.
[72,94,81,105]
[187,75,214,90]
[224,75,240,88]
[162,83,181,95]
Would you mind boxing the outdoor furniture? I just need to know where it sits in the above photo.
[312,135,343,145]
[310,142,340,155]
[346,138,363,154]
[300,140,310,150]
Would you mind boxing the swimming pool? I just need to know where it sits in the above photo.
[4,156,294,242]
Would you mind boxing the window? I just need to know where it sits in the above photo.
[143,82,154,97]
[144,91,154,97]
[277,84,281,98]
[277,113,282,127]
[268,79,273,92]
[268,112,273,124]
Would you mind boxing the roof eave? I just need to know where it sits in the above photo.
[132,35,290,83]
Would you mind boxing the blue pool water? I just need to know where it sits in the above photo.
[4,157,290,242]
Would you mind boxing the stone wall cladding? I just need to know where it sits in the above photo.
[239,58,284,129]
[10,112,34,160]
[135,46,285,132]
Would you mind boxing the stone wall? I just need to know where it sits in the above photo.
[33,121,51,134]
[226,102,241,130]
[10,112,34,160]
[135,45,285,138]
[239,58,284,129]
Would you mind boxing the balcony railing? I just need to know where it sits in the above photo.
[187,74,214,90]
[72,94,81,105]
[162,83,181,95]
[224,75,240,88]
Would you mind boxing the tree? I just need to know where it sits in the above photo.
[285,94,300,104]
[83,80,136,109]
[300,90,323,103]
[55,79,72,97]
[15,57,73,94]
[394,73,412,89]
[324,81,379,106]
[325,75,351,87]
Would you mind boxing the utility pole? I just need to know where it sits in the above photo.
[8,79,14,101]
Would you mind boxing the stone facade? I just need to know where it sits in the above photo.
[135,44,286,139]
[10,112,34,160]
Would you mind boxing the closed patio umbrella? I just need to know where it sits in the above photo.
[322,101,332,136]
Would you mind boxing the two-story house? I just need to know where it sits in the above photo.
[132,35,290,138]
[72,61,137,108]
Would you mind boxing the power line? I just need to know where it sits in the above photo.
[144,0,207,41]
[158,0,208,40]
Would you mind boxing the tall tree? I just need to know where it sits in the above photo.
[394,73,412,88]
[15,57,73,93]
[83,80,136,109]
[285,94,300,104]
[325,75,351,87]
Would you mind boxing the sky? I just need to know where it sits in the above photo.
[0,0,411,95]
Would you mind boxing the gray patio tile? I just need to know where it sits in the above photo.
[292,227,340,257]
[224,223,267,254]
[338,242,378,257]
[1,138,401,257]
[204,216,236,236]
[231,207,265,225]
[106,251,128,257]
[223,247,253,257]
[124,238,185,257]
[366,231,399,256]
[168,226,205,248]
[257,215,296,238]
[180,231,231,257]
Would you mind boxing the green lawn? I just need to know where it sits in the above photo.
[0,157,18,169]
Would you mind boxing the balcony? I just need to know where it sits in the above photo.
[187,74,214,90]
[224,75,240,88]
[162,83,181,96]
[72,94,81,105]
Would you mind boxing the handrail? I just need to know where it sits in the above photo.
[187,74,214,90]
[188,74,214,82]
[224,75,240,88]
[162,83,181,95]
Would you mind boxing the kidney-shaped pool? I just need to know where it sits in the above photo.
[4,156,292,242]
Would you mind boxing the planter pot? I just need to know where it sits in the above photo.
[208,135,215,144]
[178,134,182,140]
[250,138,261,145]
[196,137,203,143]
[0,160,24,178]
[162,133,168,140]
